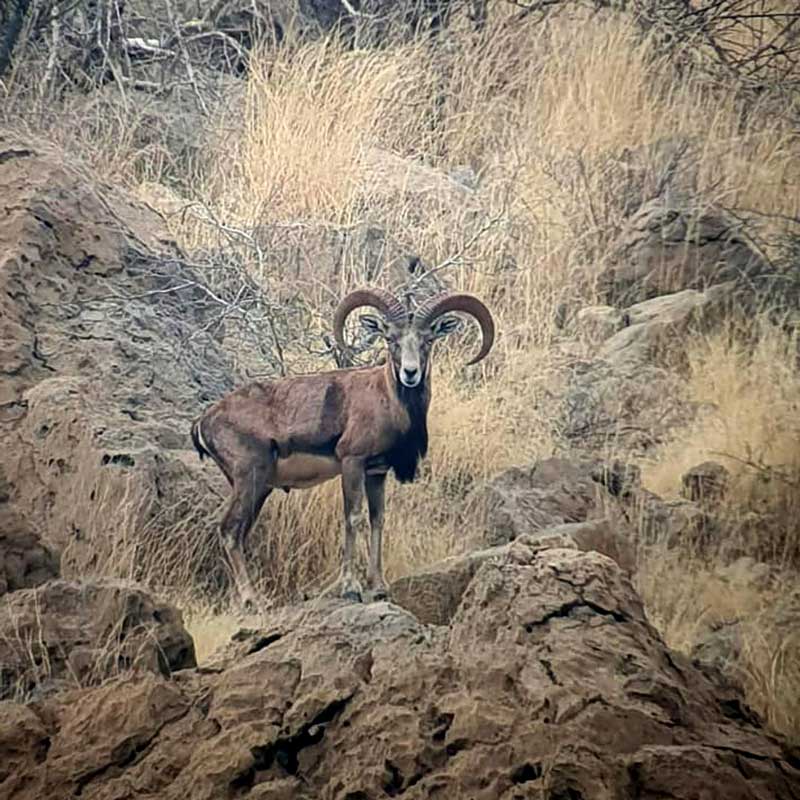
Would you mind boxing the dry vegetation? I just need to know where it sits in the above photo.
[3,1,800,739]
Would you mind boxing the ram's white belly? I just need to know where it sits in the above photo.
[272,454,341,489]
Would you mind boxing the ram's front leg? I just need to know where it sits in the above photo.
[339,457,368,602]
[365,471,388,601]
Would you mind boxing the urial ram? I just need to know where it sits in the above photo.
[191,288,495,609]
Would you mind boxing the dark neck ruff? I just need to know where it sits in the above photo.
[385,379,429,484]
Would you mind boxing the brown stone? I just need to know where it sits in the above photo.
[0,579,196,701]
[4,549,797,799]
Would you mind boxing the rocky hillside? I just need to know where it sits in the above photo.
[1,139,798,794]
[2,1,800,797]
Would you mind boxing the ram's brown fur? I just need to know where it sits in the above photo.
[192,287,493,608]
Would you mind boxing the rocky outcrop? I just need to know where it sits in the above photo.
[390,519,634,625]
[573,304,625,343]
[2,547,798,799]
[464,456,638,549]
[599,198,768,305]
[561,285,733,454]
[0,579,196,701]
[0,132,246,588]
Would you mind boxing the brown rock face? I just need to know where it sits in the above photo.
[0,132,239,590]
[0,506,59,596]
[466,457,637,549]
[0,579,196,700]
[560,285,735,457]
[390,519,635,626]
[600,198,767,305]
[3,549,797,799]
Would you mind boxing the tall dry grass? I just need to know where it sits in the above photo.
[643,320,800,562]
[637,320,800,741]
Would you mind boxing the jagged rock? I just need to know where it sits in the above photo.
[2,548,798,799]
[0,579,196,701]
[465,457,638,550]
[0,506,60,596]
[598,284,734,368]
[560,285,731,454]
[600,197,768,304]
[633,488,718,548]
[682,460,730,504]
[391,519,634,625]
[0,131,248,590]
[573,304,626,343]
[0,703,49,789]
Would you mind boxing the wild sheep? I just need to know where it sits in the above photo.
[190,287,494,609]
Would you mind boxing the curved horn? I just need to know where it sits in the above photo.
[415,293,495,365]
[333,288,406,351]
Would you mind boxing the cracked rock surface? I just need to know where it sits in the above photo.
[0,132,236,583]
[3,548,798,799]
[0,578,196,701]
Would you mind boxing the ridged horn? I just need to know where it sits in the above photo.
[415,292,495,365]
[333,288,407,351]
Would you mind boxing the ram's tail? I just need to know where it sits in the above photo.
[190,418,209,461]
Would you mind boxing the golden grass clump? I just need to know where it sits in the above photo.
[643,321,800,562]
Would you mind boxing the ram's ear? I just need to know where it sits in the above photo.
[430,315,461,339]
[359,314,388,338]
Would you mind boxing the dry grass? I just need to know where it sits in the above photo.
[184,611,245,665]
[4,3,800,740]
[639,549,800,741]
[637,321,800,742]
[643,321,800,563]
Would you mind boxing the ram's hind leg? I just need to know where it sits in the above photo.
[221,461,274,613]
[365,471,388,601]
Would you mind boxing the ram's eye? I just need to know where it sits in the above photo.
[431,316,461,339]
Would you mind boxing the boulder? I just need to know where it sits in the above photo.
[682,460,730,504]
[560,285,730,455]
[597,284,734,368]
[2,548,798,799]
[0,579,196,701]
[0,506,59,596]
[600,197,768,304]
[573,304,625,343]
[465,456,638,549]
[632,487,718,549]
[390,519,634,625]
